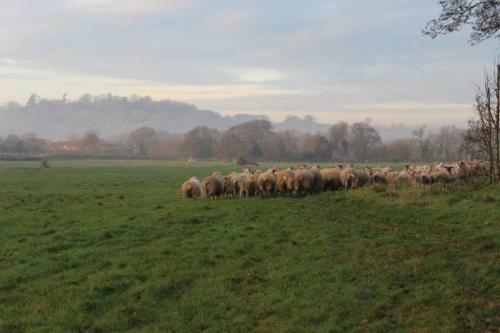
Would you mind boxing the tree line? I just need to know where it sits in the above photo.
[0,119,471,163]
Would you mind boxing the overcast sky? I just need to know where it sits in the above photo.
[1,0,498,126]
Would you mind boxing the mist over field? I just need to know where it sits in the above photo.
[0,94,418,141]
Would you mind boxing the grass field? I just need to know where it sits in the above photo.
[0,160,499,332]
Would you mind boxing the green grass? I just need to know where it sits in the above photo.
[0,160,498,332]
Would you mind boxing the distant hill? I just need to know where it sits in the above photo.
[0,94,413,140]
[0,94,266,139]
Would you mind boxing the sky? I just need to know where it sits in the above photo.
[0,0,499,126]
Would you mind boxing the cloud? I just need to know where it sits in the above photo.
[342,101,472,112]
[0,58,17,67]
[0,64,307,104]
[201,8,256,34]
[228,67,286,83]
[61,0,198,14]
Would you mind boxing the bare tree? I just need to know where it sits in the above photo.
[178,126,216,159]
[423,0,500,45]
[350,122,382,162]
[215,132,244,162]
[385,139,417,162]
[278,130,300,161]
[412,125,431,161]
[432,125,464,161]
[473,78,495,183]
[262,133,287,161]
[80,131,103,155]
[297,132,316,161]
[313,135,332,161]
[471,60,500,182]
[128,127,158,157]
[328,122,350,160]
[463,122,484,159]
[494,62,500,178]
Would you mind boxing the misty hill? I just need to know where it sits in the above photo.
[0,94,267,140]
[0,94,413,140]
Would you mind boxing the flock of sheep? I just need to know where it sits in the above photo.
[181,160,489,199]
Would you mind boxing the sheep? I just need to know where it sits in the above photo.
[386,171,399,187]
[222,176,235,198]
[310,165,323,193]
[243,173,257,198]
[415,173,432,185]
[253,170,262,197]
[276,169,295,196]
[350,169,370,189]
[294,168,314,196]
[230,174,245,198]
[380,165,393,175]
[340,165,354,189]
[450,162,467,180]
[364,167,373,175]
[181,177,202,199]
[185,158,491,202]
[462,161,474,178]
[320,166,342,191]
[396,170,413,187]
[370,172,388,186]
[430,166,456,184]
[258,169,277,198]
[202,172,224,199]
